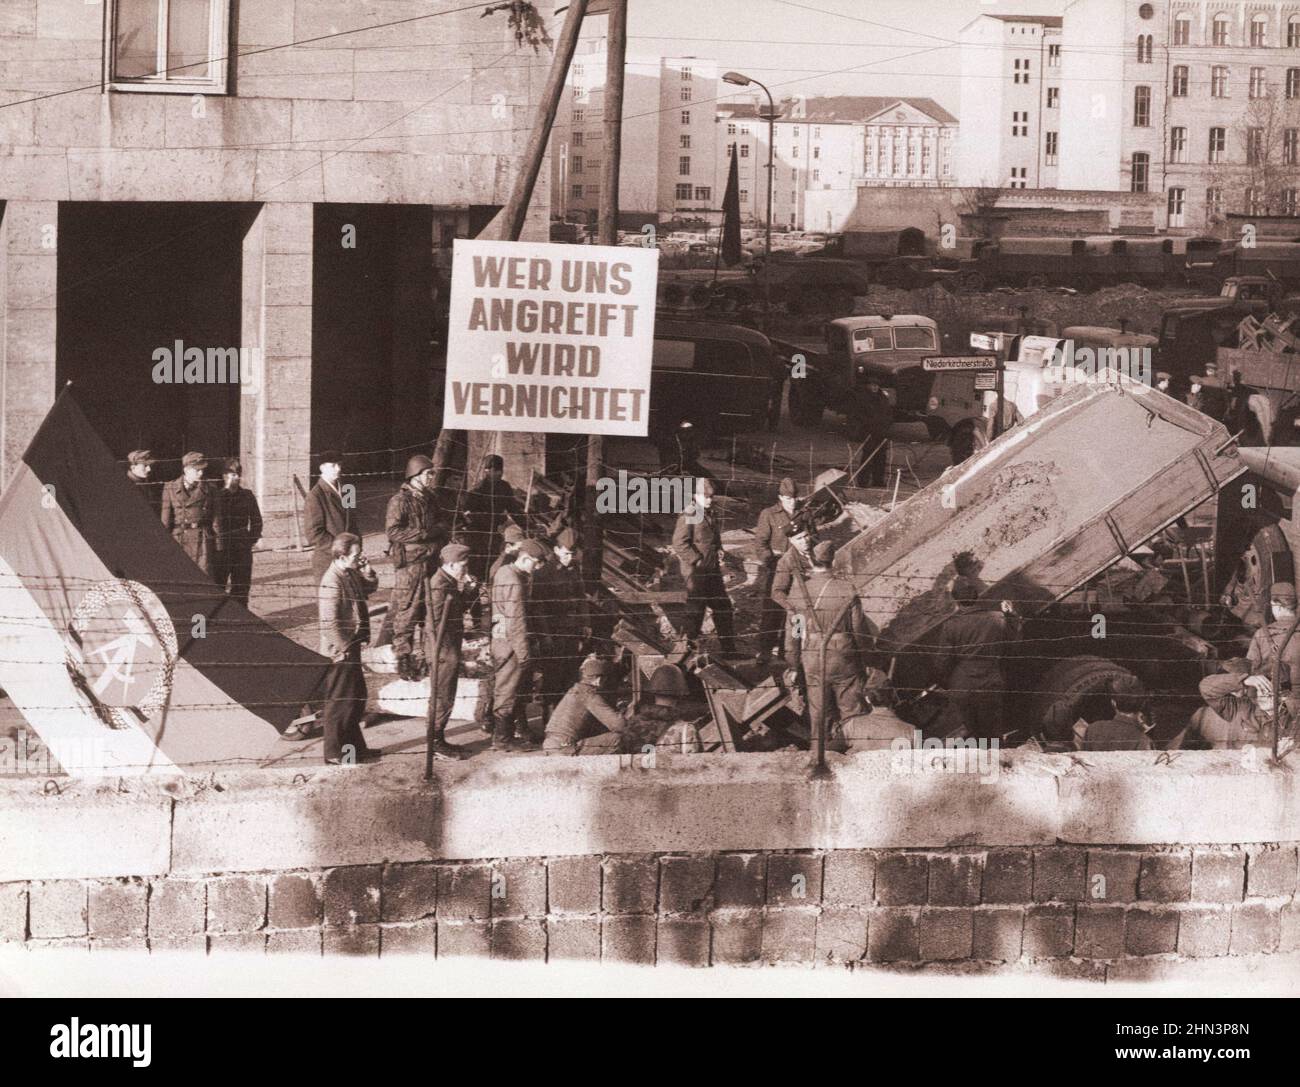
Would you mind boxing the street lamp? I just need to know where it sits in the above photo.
[722,70,775,269]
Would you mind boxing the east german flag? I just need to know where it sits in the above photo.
[0,389,330,776]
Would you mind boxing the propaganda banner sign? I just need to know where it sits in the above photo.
[444,238,659,436]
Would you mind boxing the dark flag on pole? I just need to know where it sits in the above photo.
[720,144,743,267]
[0,388,330,775]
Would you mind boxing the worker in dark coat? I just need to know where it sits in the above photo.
[425,542,475,762]
[161,451,215,578]
[933,575,1018,739]
[754,478,798,657]
[535,527,591,714]
[1074,675,1154,751]
[543,656,629,755]
[671,477,737,655]
[384,454,452,681]
[126,449,160,515]
[489,539,548,751]
[212,458,263,608]
[318,533,380,766]
[464,454,523,582]
[840,668,916,751]
[847,379,893,487]
[474,523,526,731]
[303,450,357,584]
[785,540,872,746]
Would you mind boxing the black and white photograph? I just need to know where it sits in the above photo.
[0,0,1296,1048]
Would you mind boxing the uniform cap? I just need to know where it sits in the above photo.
[951,575,981,603]
[317,449,343,466]
[811,540,835,565]
[778,477,797,498]
[482,453,504,471]
[127,449,154,466]
[648,663,689,698]
[518,539,549,561]
[440,543,471,565]
[223,458,242,475]
[1270,582,1298,605]
[580,656,615,680]
[1221,657,1253,676]
[405,454,434,480]
[555,527,579,550]
[501,524,525,545]
[182,452,207,469]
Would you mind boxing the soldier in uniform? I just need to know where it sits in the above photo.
[474,523,526,731]
[1181,658,1291,750]
[840,668,916,752]
[126,449,159,515]
[303,450,356,584]
[425,542,475,762]
[786,540,872,746]
[1246,581,1300,698]
[543,656,629,756]
[464,454,523,582]
[535,527,591,713]
[212,458,263,608]
[754,478,798,658]
[384,454,452,680]
[671,477,737,655]
[489,538,548,751]
[932,575,1018,739]
[161,452,215,578]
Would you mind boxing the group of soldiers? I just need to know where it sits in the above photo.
[125,449,264,607]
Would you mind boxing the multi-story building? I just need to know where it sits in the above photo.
[0,0,554,538]
[715,103,771,225]
[1058,0,1300,230]
[552,52,719,225]
[957,14,1064,190]
[719,96,958,232]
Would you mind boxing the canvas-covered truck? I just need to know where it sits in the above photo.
[830,377,1246,742]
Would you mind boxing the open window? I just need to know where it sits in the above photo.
[107,0,230,94]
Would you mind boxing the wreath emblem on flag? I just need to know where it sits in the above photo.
[63,580,178,730]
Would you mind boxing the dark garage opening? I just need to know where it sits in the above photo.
[56,202,254,472]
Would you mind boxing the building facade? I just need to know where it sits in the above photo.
[0,0,555,540]
[957,14,1064,191]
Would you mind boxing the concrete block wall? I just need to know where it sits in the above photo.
[4,844,1299,973]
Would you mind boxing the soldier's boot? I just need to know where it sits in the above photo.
[396,654,415,682]
[429,729,468,761]
[490,714,515,752]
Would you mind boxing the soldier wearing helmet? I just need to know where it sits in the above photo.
[383,453,453,680]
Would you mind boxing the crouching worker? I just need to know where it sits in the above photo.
[839,668,915,751]
[1180,658,1289,750]
[543,656,629,755]
[1073,675,1154,751]
[425,543,474,763]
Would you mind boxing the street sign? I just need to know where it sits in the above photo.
[974,372,998,390]
[923,356,999,371]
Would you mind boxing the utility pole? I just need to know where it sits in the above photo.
[582,0,627,588]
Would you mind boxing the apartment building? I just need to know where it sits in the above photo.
[957,14,1064,190]
[0,0,554,539]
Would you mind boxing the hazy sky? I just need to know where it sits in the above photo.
[582,0,1069,115]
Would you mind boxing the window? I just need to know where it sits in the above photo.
[680,134,691,149]
[572,131,583,147]
[790,168,797,180]
[739,189,748,201]
[678,155,690,175]
[1286,127,1299,165]
[1289,69,1300,98]
[674,183,691,200]
[1291,15,1300,48]
[681,110,690,125]
[1248,127,1265,164]
[1208,187,1225,218]
[680,87,691,102]
[1212,66,1229,97]
[109,0,230,92]
[1134,85,1151,126]
[1168,188,1186,228]
[586,184,599,198]
[791,146,799,158]
[572,63,584,78]
[1173,13,1191,46]
[1009,166,1028,189]
[1212,13,1230,47]
[1285,188,1299,215]
[1246,187,1264,215]
[1047,86,1060,108]
[1251,67,1268,98]
[813,146,820,159]
[573,109,584,124]
[726,122,736,135]
[740,144,750,158]
[1137,34,1153,63]
[1251,13,1268,47]
[792,127,800,137]
[694,186,711,201]
[1208,127,1226,163]
[812,169,820,180]
[1012,111,1028,137]
[1044,130,1059,164]
[1172,65,1188,96]
[570,184,582,200]
[1170,126,1186,162]
[681,66,692,81]
[572,85,587,102]
[1131,151,1150,193]
[571,155,583,174]
[1048,43,1061,67]
[1014,58,1028,84]
[586,158,600,171]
